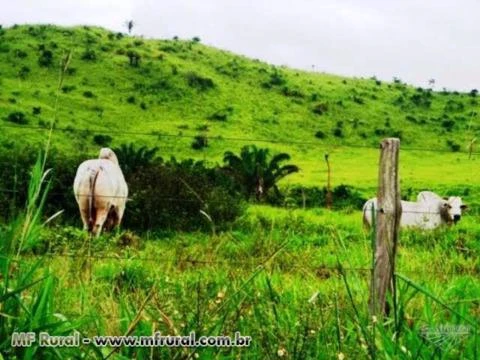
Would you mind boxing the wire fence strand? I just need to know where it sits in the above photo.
[1,124,479,155]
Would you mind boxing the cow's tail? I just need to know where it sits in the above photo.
[88,168,100,232]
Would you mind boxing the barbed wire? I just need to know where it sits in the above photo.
[0,187,463,214]
[1,124,478,155]
[3,252,477,277]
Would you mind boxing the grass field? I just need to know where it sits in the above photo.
[0,24,479,359]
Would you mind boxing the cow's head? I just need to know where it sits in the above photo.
[440,197,467,224]
[99,148,119,165]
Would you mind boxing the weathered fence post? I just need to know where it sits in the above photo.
[370,138,401,317]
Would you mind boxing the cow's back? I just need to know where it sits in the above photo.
[93,159,128,207]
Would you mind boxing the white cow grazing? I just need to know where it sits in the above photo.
[73,148,128,236]
[363,191,466,230]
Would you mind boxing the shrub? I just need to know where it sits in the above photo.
[140,102,147,110]
[127,95,136,104]
[447,140,461,152]
[444,100,464,112]
[186,72,215,91]
[32,107,41,115]
[410,93,431,108]
[263,70,285,88]
[191,135,208,150]
[14,49,28,58]
[469,89,478,97]
[126,50,141,67]
[61,85,76,93]
[6,111,28,124]
[125,159,244,231]
[38,49,53,67]
[333,128,343,137]
[83,90,95,98]
[312,103,328,115]
[93,134,112,146]
[314,131,326,139]
[18,66,30,79]
[192,36,201,43]
[282,87,304,98]
[405,115,417,123]
[65,67,76,75]
[81,49,96,61]
[441,119,455,131]
[352,96,364,105]
[209,107,233,122]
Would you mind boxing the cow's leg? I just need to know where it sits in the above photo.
[92,205,109,237]
[80,207,90,231]
[114,205,125,228]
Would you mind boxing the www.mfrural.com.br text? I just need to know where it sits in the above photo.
[11,331,252,348]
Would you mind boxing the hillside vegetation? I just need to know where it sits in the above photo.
[0,24,478,191]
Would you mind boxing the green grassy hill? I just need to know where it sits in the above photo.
[0,24,478,191]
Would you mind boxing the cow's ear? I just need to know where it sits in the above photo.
[460,205,468,211]
[443,197,449,200]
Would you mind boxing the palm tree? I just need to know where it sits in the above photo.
[223,145,299,201]
[114,143,161,178]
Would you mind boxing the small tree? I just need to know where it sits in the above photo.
[223,145,299,201]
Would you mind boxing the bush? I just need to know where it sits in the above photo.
[333,128,343,138]
[352,96,364,105]
[262,70,285,88]
[191,135,208,150]
[32,107,41,115]
[124,159,244,231]
[38,49,53,67]
[83,90,95,98]
[6,111,28,125]
[209,107,233,122]
[61,85,76,93]
[127,95,136,104]
[312,103,328,115]
[18,66,30,79]
[314,131,326,139]
[441,119,455,131]
[447,140,461,152]
[186,72,215,91]
[81,49,97,61]
[405,115,417,123]
[93,134,112,146]
[140,102,147,110]
[14,49,28,58]
[65,67,76,75]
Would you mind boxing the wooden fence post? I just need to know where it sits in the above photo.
[369,138,401,317]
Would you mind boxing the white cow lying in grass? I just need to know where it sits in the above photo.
[73,148,128,237]
[363,191,467,230]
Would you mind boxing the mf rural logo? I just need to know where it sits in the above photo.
[421,324,471,348]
